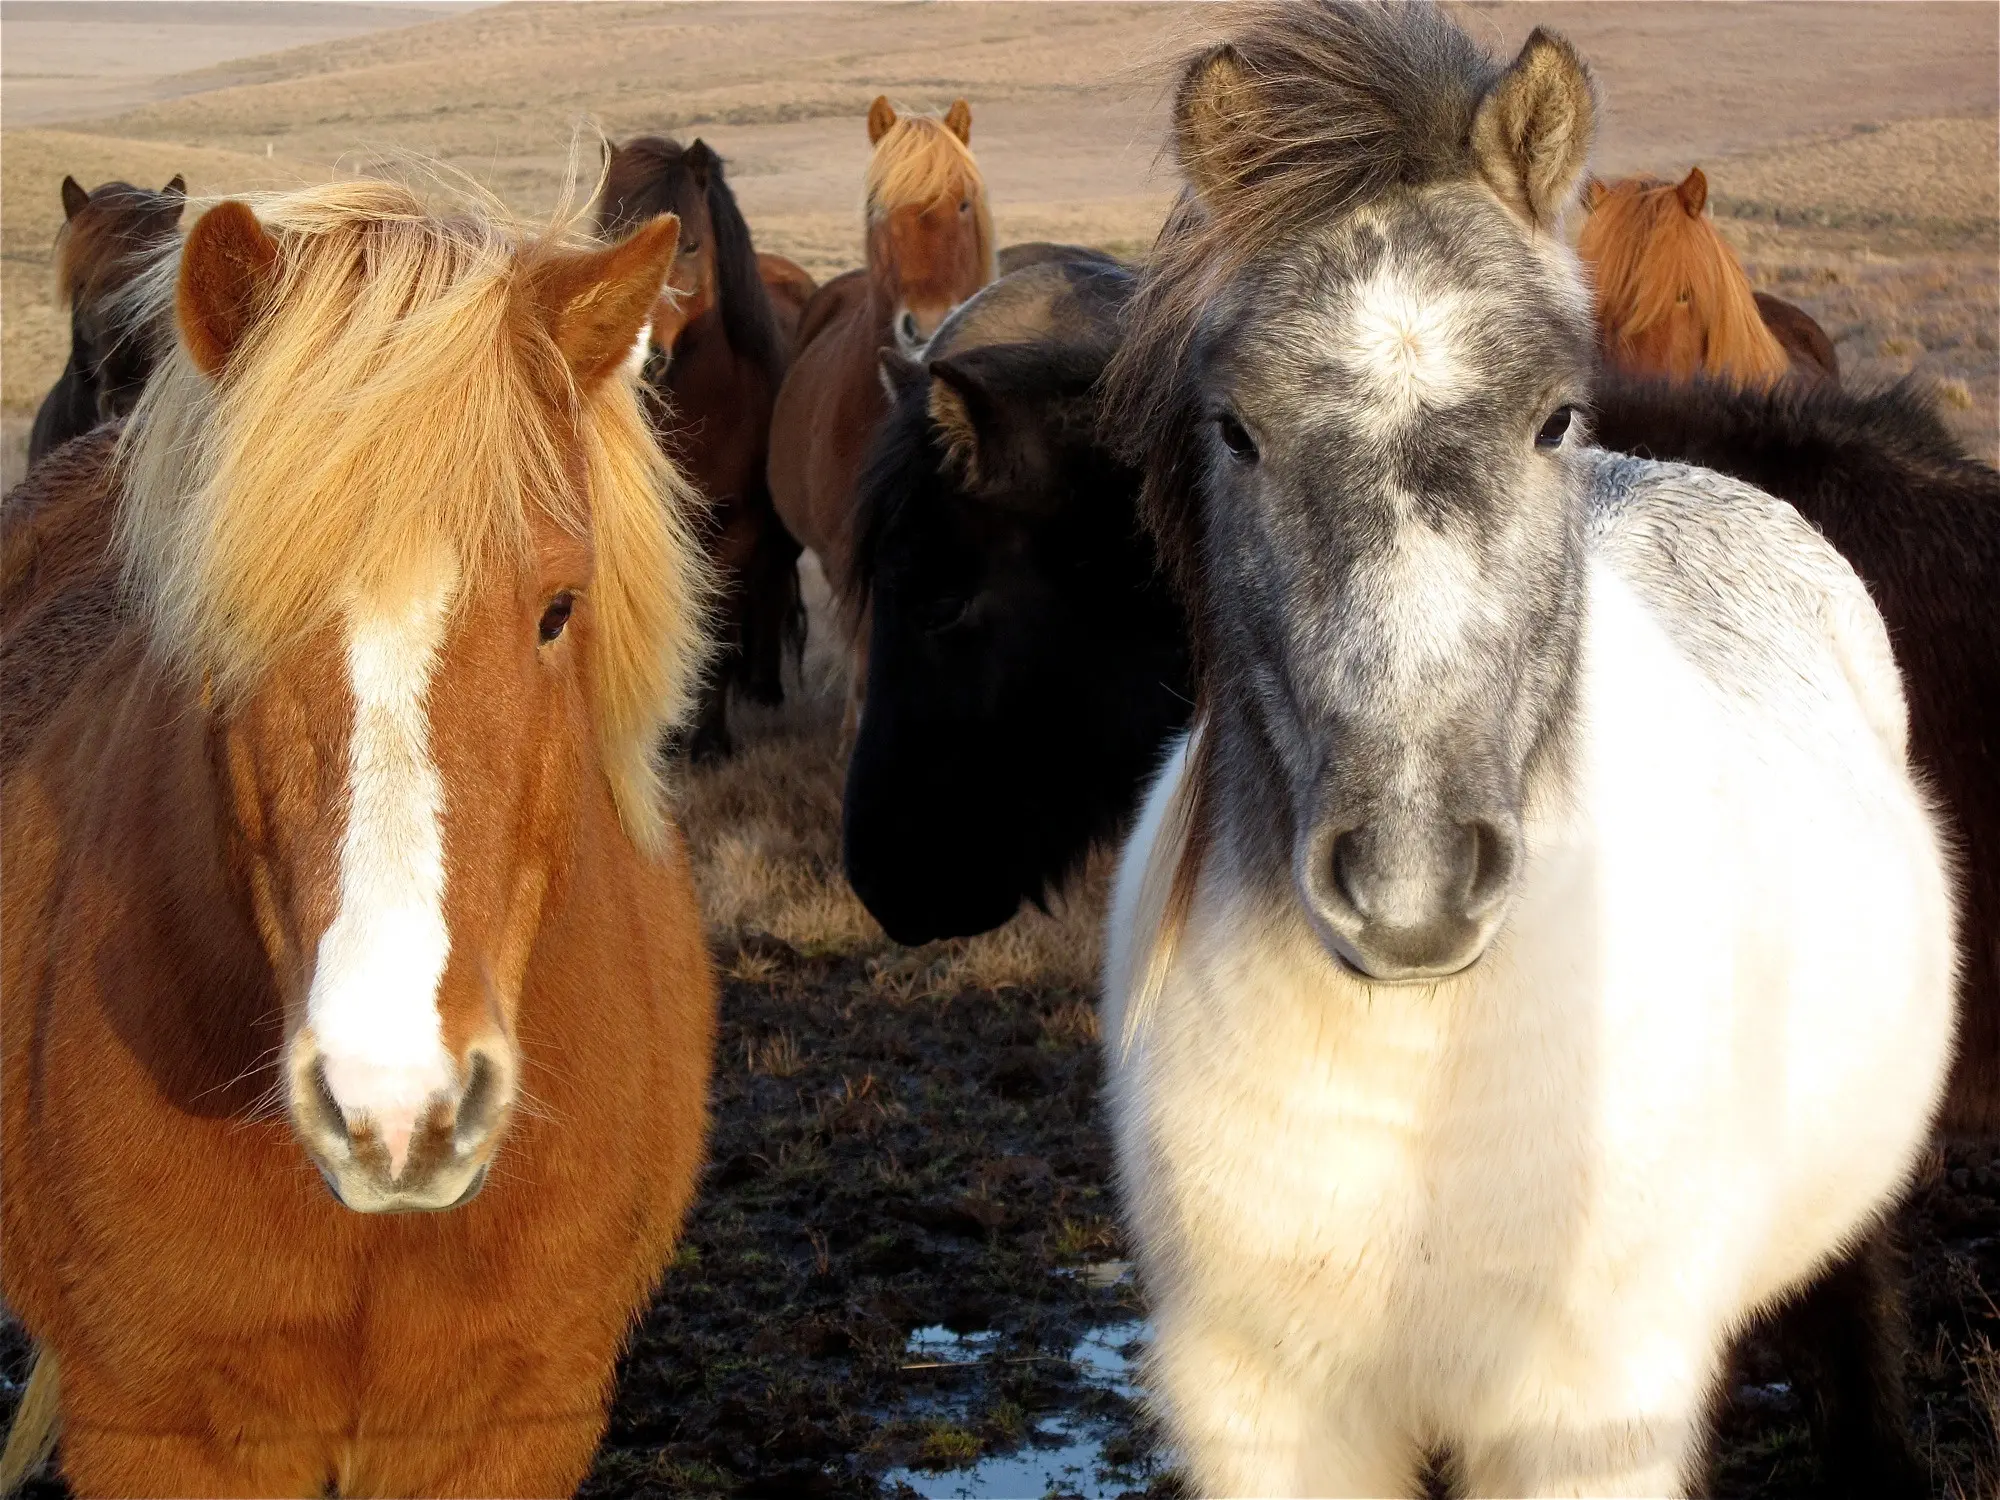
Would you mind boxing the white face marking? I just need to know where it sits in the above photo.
[306,565,458,1179]
[1333,266,1474,438]
[624,317,655,378]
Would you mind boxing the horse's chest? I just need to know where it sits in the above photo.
[1139,939,1591,1353]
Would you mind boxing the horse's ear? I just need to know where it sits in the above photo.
[1174,44,1253,211]
[1677,166,1708,217]
[944,99,972,145]
[868,95,898,145]
[177,200,281,378]
[927,352,1055,498]
[1471,26,1596,230]
[60,176,89,221]
[522,213,681,390]
[686,139,717,189]
[163,173,186,199]
[1582,175,1607,211]
[877,347,924,403]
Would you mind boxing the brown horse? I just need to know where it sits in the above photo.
[758,250,818,346]
[768,96,994,729]
[0,181,717,1497]
[28,174,187,465]
[600,135,805,759]
[1579,167,1839,387]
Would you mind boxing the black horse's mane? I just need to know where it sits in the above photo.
[597,136,786,379]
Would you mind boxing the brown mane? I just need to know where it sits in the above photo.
[113,179,711,853]
[1578,173,1790,386]
[55,181,184,312]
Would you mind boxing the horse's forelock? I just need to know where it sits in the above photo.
[1580,176,1789,384]
[113,180,712,854]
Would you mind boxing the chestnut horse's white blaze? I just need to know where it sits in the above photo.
[305,565,458,1179]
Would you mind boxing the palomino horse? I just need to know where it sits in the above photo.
[768,95,994,729]
[0,181,717,1497]
[601,135,804,759]
[28,174,187,465]
[1579,167,1840,386]
[1099,6,1955,1496]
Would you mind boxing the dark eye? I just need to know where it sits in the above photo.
[679,240,701,257]
[1216,410,1259,463]
[958,199,970,215]
[915,594,969,634]
[538,591,575,644]
[1535,406,1574,449]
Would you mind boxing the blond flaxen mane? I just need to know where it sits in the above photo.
[864,111,995,271]
[1578,174,1790,387]
[113,178,711,855]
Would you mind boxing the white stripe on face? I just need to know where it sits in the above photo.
[306,566,458,1180]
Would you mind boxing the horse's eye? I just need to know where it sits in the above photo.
[1216,411,1259,463]
[1675,289,1691,306]
[538,591,576,644]
[958,199,970,215]
[916,594,969,634]
[679,241,701,257]
[1536,406,1575,448]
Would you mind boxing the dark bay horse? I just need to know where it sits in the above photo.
[0,183,717,1496]
[600,135,803,759]
[28,174,186,465]
[768,96,994,733]
[1579,167,1840,386]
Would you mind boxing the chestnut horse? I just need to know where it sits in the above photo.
[28,174,186,465]
[768,96,994,729]
[0,182,717,1497]
[1579,167,1839,387]
[600,135,805,759]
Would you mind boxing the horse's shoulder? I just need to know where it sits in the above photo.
[1584,450,1908,763]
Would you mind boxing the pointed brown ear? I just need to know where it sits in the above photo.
[163,173,187,198]
[1582,175,1607,211]
[1174,45,1253,211]
[523,213,680,390]
[1471,27,1596,229]
[177,200,282,378]
[944,99,972,145]
[868,95,898,146]
[1676,165,1708,217]
[61,176,89,221]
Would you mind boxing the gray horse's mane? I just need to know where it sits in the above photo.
[1103,0,1507,613]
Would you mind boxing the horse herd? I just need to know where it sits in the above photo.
[4,2,1998,1496]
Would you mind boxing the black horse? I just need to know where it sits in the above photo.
[842,253,1189,945]
[28,174,185,466]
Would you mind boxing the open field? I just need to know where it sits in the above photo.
[1,4,1997,1496]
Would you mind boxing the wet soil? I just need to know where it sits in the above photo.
[3,935,1995,1496]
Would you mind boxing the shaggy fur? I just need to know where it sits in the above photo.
[1592,373,2000,1138]
[115,180,710,853]
[1,181,719,1497]
[1578,170,1797,387]
[1100,5,1955,1495]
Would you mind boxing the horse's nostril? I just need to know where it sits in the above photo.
[308,1057,349,1142]
[1329,829,1368,917]
[455,1050,505,1147]
[1464,820,1518,913]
